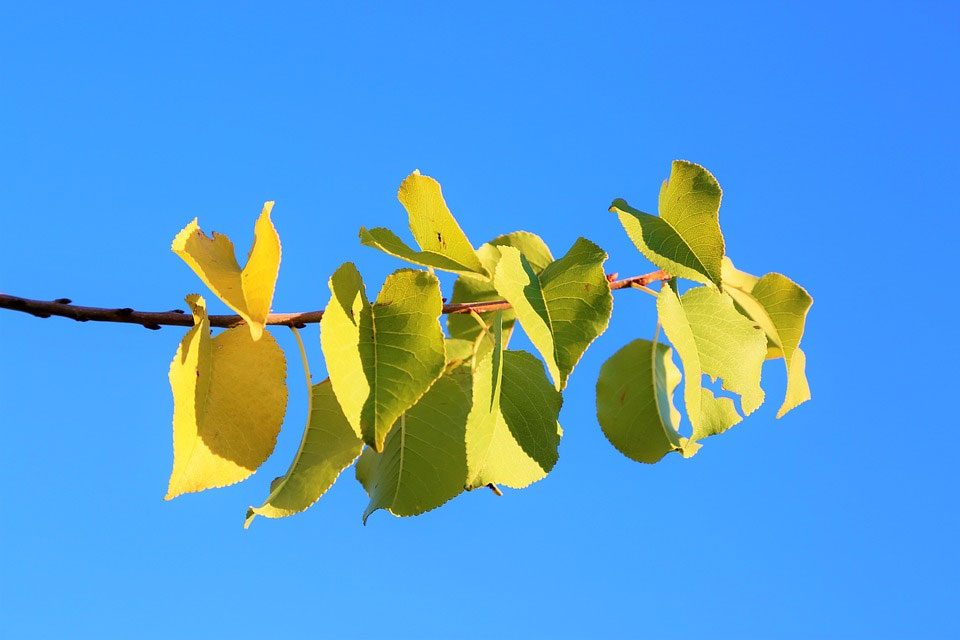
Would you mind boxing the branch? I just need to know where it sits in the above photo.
[0,270,669,331]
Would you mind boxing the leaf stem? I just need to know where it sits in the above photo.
[630,283,659,297]
[289,325,312,392]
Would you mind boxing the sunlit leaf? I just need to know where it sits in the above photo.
[610,160,725,287]
[722,258,813,417]
[244,380,362,527]
[656,284,768,442]
[359,170,487,276]
[355,372,471,523]
[596,339,684,463]
[166,295,287,499]
[320,264,446,451]
[447,231,554,343]
[171,202,280,340]
[444,338,477,369]
[493,237,612,389]
[465,314,562,489]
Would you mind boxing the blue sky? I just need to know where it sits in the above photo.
[1,2,957,638]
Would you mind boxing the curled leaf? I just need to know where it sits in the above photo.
[172,202,281,340]
[596,339,683,464]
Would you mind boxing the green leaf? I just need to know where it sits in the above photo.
[359,170,487,276]
[596,339,683,463]
[610,160,725,287]
[320,263,446,452]
[722,258,813,418]
[465,314,562,489]
[355,371,471,523]
[447,231,554,343]
[245,380,363,527]
[493,237,613,390]
[166,295,287,499]
[657,284,767,442]
[443,338,477,369]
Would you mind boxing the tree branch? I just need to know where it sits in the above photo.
[0,270,669,331]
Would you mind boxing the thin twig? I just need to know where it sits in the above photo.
[0,269,669,330]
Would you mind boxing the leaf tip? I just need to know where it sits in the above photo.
[171,218,200,253]
[678,438,702,458]
[608,197,627,213]
[184,294,207,321]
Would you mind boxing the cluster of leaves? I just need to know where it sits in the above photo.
[163,161,812,526]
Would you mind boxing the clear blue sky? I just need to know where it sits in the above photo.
[1,2,956,638]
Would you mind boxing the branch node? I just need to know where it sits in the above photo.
[116,308,134,317]
[53,298,72,304]
[142,322,162,330]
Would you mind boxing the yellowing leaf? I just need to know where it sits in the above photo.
[610,160,725,287]
[171,202,281,341]
[320,264,446,452]
[359,170,487,276]
[465,314,562,489]
[355,372,471,523]
[722,258,813,418]
[166,295,287,500]
[244,380,362,527]
[596,339,683,464]
[493,237,613,390]
[656,284,769,443]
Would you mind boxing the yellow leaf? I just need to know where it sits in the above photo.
[166,294,287,499]
[171,202,281,341]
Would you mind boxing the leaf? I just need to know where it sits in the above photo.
[355,372,471,523]
[444,338,477,369]
[596,339,683,464]
[359,170,487,276]
[171,202,281,341]
[447,231,554,343]
[722,258,813,417]
[656,284,768,442]
[493,237,613,389]
[166,295,287,499]
[610,160,725,287]
[465,314,562,489]
[244,380,363,527]
[320,264,446,452]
